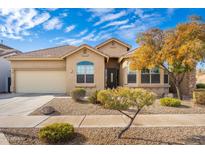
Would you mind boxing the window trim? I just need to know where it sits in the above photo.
[76,61,94,84]
[127,63,137,84]
[141,68,160,84]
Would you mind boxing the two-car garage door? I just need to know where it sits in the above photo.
[16,71,67,93]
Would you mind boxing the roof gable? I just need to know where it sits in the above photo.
[61,44,109,61]
[95,38,131,50]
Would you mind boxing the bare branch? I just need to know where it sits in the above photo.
[118,110,133,119]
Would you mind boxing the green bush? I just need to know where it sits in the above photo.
[71,88,86,101]
[88,90,100,104]
[196,83,205,89]
[160,97,181,107]
[38,123,74,144]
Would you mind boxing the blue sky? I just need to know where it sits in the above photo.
[0,8,204,52]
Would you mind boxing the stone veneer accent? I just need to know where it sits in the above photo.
[180,69,196,98]
[170,69,196,98]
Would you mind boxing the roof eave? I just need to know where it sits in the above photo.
[95,38,131,50]
[7,57,62,61]
[61,44,109,61]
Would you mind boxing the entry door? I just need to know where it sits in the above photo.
[107,68,118,89]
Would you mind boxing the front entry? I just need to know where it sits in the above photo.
[107,68,119,89]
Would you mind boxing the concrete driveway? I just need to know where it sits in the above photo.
[0,94,55,116]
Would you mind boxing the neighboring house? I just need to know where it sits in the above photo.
[8,38,195,97]
[0,43,21,93]
[196,70,205,83]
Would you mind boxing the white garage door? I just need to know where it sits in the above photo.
[16,71,67,93]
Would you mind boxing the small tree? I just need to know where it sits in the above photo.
[130,16,205,99]
[97,87,156,138]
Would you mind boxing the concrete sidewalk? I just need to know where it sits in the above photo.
[1,114,205,128]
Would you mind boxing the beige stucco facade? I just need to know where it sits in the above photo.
[9,38,173,96]
[65,48,105,94]
[97,41,129,58]
[120,60,170,96]
[10,47,106,95]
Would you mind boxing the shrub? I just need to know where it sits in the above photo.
[160,97,181,107]
[97,89,112,105]
[88,90,100,104]
[96,87,156,138]
[97,87,156,110]
[196,83,205,89]
[38,123,74,144]
[193,89,205,105]
[71,88,86,101]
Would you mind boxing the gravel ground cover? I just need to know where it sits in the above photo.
[30,98,205,115]
[1,127,205,145]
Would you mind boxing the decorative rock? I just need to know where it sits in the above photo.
[41,106,55,115]
[0,133,10,145]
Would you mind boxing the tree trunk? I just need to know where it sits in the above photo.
[175,84,182,100]
[118,109,141,139]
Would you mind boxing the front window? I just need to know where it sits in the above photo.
[127,64,137,83]
[77,61,94,83]
[141,68,160,84]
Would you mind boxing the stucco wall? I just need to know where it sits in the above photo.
[120,59,169,97]
[66,48,105,95]
[97,41,128,57]
[11,60,66,70]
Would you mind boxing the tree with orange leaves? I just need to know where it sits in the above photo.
[130,16,205,99]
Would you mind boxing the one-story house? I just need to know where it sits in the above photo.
[0,43,21,93]
[8,38,195,97]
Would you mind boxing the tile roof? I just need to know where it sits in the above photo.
[9,38,132,59]
[10,45,77,58]
[0,43,21,57]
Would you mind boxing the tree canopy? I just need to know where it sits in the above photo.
[130,22,205,73]
[130,17,205,99]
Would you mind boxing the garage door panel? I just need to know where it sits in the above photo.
[16,71,66,93]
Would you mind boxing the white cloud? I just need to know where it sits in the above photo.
[76,29,88,37]
[118,23,135,30]
[43,17,62,30]
[0,8,50,40]
[102,19,129,28]
[58,30,98,45]
[65,25,76,33]
[46,8,58,11]
[49,37,65,43]
[135,9,144,18]
[115,9,164,40]
[87,8,114,17]
[134,9,161,20]
[94,10,127,26]
[60,12,68,17]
